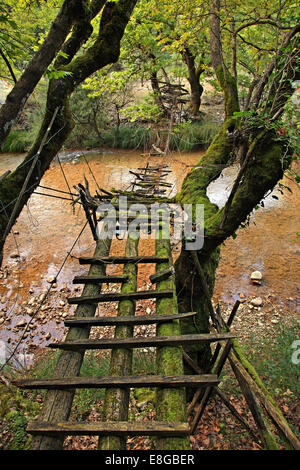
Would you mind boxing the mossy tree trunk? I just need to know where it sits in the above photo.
[155,220,189,450]
[175,0,299,372]
[0,0,92,147]
[0,0,138,264]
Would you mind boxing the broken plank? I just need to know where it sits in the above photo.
[73,275,129,284]
[150,266,175,284]
[78,256,169,265]
[63,312,197,327]
[67,289,174,305]
[49,333,237,351]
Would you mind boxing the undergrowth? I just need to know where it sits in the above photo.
[0,130,31,153]
[2,322,297,449]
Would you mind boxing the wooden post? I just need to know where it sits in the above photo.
[31,237,112,450]
[98,229,139,450]
[155,211,190,450]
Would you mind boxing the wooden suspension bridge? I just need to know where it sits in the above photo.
[13,161,300,451]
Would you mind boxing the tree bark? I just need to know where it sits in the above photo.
[174,2,298,374]
[0,0,138,263]
[0,0,90,147]
[181,48,204,117]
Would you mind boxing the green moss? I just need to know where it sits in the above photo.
[99,234,138,450]
[154,230,189,450]
[215,65,239,117]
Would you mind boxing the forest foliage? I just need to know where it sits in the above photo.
[0,0,298,154]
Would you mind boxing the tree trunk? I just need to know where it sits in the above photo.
[0,0,91,147]
[181,48,204,117]
[0,0,138,264]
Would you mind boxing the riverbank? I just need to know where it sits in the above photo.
[0,148,299,364]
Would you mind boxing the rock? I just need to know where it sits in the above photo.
[25,307,34,315]
[10,252,20,259]
[251,297,263,307]
[250,271,263,285]
[146,307,152,315]
[45,333,51,340]
[47,275,56,284]
[59,300,65,307]
[16,319,27,328]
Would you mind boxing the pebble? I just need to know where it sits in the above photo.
[251,297,263,307]
[28,297,36,306]
[250,270,263,285]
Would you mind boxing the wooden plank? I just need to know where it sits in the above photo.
[63,312,197,327]
[14,374,219,390]
[67,289,174,305]
[150,266,175,284]
[27,421,190,437]
[78,256,169,265]
[73,275,128,285]
[49,333,237,351]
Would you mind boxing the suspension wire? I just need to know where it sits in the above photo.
[57,155,75,203]
[0,219,89,372]
[0,199,23,329]
[1,108,59,247]
[0,183,38,215]
[33,191,78,203]
[82,154,102,194]
[38,185,78,197]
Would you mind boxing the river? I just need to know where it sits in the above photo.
[0,149,299,364]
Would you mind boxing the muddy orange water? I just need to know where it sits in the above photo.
[0,149,299,361]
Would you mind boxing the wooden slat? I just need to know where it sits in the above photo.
[63,312,197,327]
[73,275,128,285]
[49,333,237,351]
[67,289,173,305]
[27,421,190,437]
[150,266,175,284]
[78,256,169,265]
[14,374,219,390]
